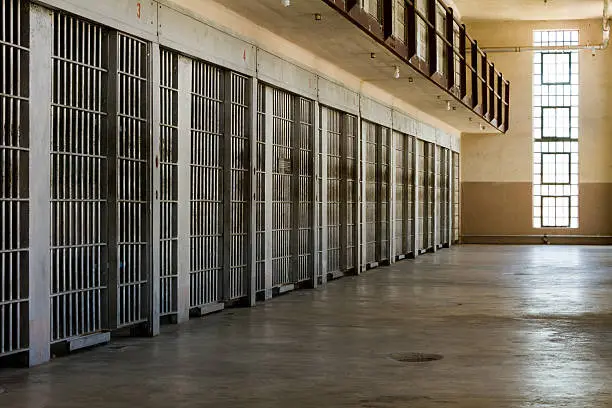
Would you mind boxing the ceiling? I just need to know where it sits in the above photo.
[455,0,604,21]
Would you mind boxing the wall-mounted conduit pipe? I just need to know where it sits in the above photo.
[480,0,610,53]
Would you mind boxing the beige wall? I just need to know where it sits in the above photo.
[461,19,612,240]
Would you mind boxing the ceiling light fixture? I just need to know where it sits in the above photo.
[370,52,377,59]
[314,13,322,21]
[446,101,451,111]
[282,0,290,7]
[480,123,487,131]
[394,66,400,79]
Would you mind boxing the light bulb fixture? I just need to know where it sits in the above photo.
[480,123,487,131]
[408,77,414,83]
[393,66,400,79]
[446,101,451,111]
[314,13,322,21]
[281,0,290,7]
[370,52,377,59]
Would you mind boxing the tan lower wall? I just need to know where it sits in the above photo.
[461,182,612,242]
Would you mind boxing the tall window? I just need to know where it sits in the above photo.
[533,30,579,228]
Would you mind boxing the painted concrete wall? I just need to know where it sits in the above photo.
[461,19,612,241]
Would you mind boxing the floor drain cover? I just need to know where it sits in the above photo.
[389,353,443,363]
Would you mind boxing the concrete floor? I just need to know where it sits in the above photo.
[1,245,612,407]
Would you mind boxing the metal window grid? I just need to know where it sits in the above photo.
[533,29,579,228]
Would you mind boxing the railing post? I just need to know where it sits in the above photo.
[427,0,437,76]
[481,52,488,118]
[496,72,503,127]
[446,8,454,90]
[504,81,511,132]
[383,0,393,39]
[488,62,495,121]
[406,0,417,59]
[471,40,479,109]
[460,24,467,99]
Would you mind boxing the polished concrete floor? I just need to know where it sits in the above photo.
[2,245,612,407]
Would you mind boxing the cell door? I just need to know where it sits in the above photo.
[344,114,358,271]
[416,140,426,251]
[1,0,29,358]
[50,13,108,342]
[324,107,341,276]
[406,137,415,255]
[452,152,460,243]
[114,33,150,328]
[271,88,293,288]
[159,49,178,318]
[394,132,406,258]
[424,142,435,250]
[364,121,377,265]
[439,148,449,246]
[190,61,223,310]
[228,73,250,300]
[379,128,390,262]
[435,146,442,247]
[255,83,266,292]
[296,97,313,283]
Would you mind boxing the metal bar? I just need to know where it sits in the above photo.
[406,0,417,59]
[382,0,393,39]
[459,24,467,99]
[471,40,479,108]
[445,8,454,89]
[504,81,510,132]
[427,0,437,76]
[481,53,488,117]
[488,63,495,121]
[28,3,52,365]
[389,130,397,262]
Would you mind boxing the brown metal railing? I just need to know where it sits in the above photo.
[323,0,510,132]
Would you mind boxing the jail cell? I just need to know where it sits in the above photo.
[364,121,378,265]
[50,13,107,342]
[0,0,29,358]
[271,88,294,287]
[297,97,313,283]
[344,115,358,271]
[424,142,435,250]
[228,73,249,300]
[190,61,223,309]
[255,83,265,292]
[452,152,460,243]
[416,139,425,251]
[393,132,414,258]
[114,33,149,328]
[159,49,178,317]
